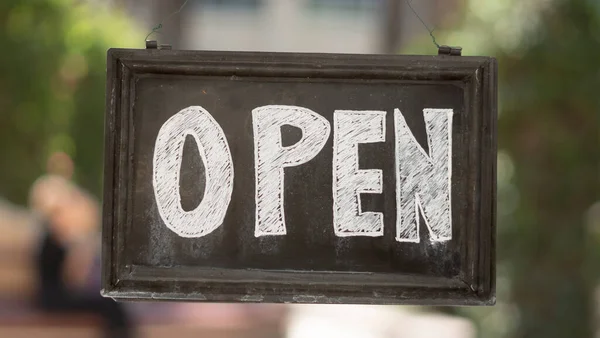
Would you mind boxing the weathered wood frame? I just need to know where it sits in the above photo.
[102,48,497,305]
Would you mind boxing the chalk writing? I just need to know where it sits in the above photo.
[395,109,453,242]
[333,110,386,237]
[151,105,453,243]
[152,106,234,238]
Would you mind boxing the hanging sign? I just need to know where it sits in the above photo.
[102,48,496,305]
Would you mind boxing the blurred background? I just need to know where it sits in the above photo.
[0,0,598,337]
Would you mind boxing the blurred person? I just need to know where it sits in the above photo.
[29,155,134,338]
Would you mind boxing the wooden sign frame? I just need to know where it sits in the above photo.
[102,48,496,305]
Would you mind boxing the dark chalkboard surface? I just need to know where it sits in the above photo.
[102,48,496,305]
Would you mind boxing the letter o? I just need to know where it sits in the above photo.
[152,106,234,238]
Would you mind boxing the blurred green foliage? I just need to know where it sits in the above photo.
[0,0,140,204]
[409,0,600,337]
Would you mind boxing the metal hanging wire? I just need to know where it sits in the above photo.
[145,0,191,42]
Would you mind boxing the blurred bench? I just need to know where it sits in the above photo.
[0,201,286,338]
[0,301,100,338]
[0,211,103,337]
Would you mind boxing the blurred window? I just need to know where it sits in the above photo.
[306,0,381,12]
[197,0,263,10]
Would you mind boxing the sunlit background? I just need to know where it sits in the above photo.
[0,0,598,337]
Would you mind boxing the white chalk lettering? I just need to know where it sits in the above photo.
[153,106,234,238]
[151,104,454,243]
[252,105,331,237]
[394,108,453,242]
[333,110,386,237]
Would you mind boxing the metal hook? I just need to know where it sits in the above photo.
[438,45,463,56]
[146,40,172,50]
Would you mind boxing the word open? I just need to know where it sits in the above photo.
[152,105,453,243]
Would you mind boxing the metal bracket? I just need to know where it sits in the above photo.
[438,45,462,56]
[146,40,172,50]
